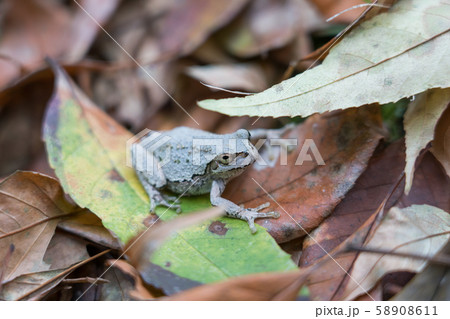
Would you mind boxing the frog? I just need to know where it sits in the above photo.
[131,126,292,233]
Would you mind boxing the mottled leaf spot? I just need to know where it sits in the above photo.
[100,189,112,199]
[108,169,125,182]
[208,221,228,236]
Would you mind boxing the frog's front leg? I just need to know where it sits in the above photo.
[210,179,280,233]
[136,171,181,214]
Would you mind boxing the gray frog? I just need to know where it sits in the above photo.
[131,126,291,233]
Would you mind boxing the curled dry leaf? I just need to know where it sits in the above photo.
[225,106,383,243]
[97,259,154,301]
[164,270,308,301]
[186,63,269,93]
[403,88,450,194]
[0,231,89,301]
[57,210,121,250]
[0,171,84,283]
[431,104,450,178]
[199,0,450,118]
[342,204,450,301]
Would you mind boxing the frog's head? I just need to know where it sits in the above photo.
[208,129,256,179]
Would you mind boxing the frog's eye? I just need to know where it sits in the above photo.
[218,154,232,165]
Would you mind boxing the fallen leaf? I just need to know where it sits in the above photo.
[105,260,154,301]
[342,204,450,300]
[301,140,450,266]
[43,61,149,244]
[403,89,450,194]
[220,0,321,58]
[0,0,70,87]
[65,0,120,61]
[300,0,396,63]
[43,62,298,293]
[102,0,248,64]
[164,270,308,301]
[42,232,89,270]
[0,0,117,88]
[125,207,225,269]
[0,71,54,176]
[154,0,249,61]
[0,269,67,301]
[311,0,367,23]
[225,106,382,243]
[391,241,450,301]
[198,0,450,118]
[431,104,450,178]
[0,249,111,301]
[186,63,269,93]
[0,171,83,282]
[57,210,121,250]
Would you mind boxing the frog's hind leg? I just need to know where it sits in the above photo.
[210,179,279,233]
[136,171,182,214]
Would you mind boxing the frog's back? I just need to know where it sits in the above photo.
[153,127,219,182]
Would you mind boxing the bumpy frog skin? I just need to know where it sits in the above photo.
[131,126,285,233]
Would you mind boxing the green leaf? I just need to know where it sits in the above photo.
[150,217,297,285]
[198,0,450,118]
[43,63,150,244]
[43,63,296,287]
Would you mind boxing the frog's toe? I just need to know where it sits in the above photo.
[240,208,280,233]
[253,202,270,211]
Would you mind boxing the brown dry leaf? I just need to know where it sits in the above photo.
[300,142,406,266]
[0,0,118,88]
[311,0,367,23]
[57,210,121,250]
[102,0,248,63]
[151,0,249,61]
[0,171,84,282]
[0,0,70,87]
[164,270,308,301]
[404,89,450,194]
[0,249,111,301]
[305,154,450,300]
[301,140,450,266]
[103,260,154,301]
[221,0,321,58]
[43,232,89,270]
[392,241,450,301]
[305,148,450,300]
[92,63,177,130]
[432,105,450,178]
[225,106,383,243]
[0,73,53,176]
[342,204,450,301]
[186,63,269,93]
[0,231,89,300]
[65,0,121,61]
